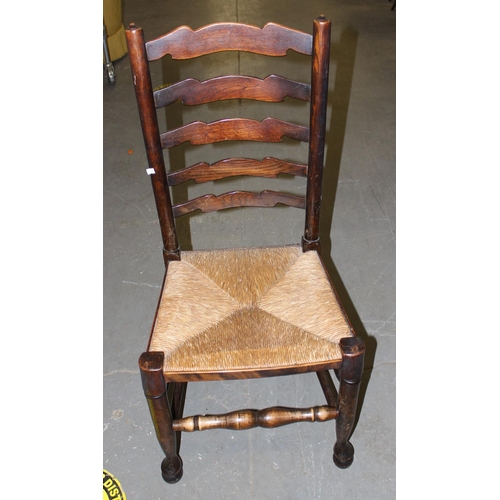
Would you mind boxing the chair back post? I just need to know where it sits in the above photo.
[125,24,180,265]
[303,16,331,254]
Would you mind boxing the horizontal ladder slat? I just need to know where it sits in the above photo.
[167,157,307,186]
[154,75,311,107]
[172,405,338,431]
[160,118,309,148]
[173,190,306,217]
[146,22,313,61]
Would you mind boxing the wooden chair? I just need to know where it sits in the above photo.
[125,16,365,484]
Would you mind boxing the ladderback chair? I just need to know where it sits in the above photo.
[125,16,365,484]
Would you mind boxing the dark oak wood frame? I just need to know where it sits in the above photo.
[126,16,365,484]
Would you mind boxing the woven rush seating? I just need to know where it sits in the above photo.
[150,246,353,377]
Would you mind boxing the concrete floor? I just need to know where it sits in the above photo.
[103,0,395,498]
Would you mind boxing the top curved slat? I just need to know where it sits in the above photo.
[146,22,313,61]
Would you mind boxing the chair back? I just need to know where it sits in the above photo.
[125,17,331,265]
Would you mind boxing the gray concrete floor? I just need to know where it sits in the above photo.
[103,0,395,498]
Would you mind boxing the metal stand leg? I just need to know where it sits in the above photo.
[103,23,116,85]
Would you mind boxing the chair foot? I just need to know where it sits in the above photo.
[161,456,183,484]
[333,441,354,469]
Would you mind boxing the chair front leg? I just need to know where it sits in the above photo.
[334,337,365,468]
[139,352,183,483]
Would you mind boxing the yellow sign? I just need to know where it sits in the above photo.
[103,470,126,500]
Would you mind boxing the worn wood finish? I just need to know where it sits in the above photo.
[333,337,365,469]
[172,405,338,432]
[172,190,306,217]
[139,352,183,483]
[167,157,307,186]
[146,22,313,61]
[160,118,309,149]
[155,75,310,107]
[303,17,331,254]
[125,25,180,265]
[161,359,343,383]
